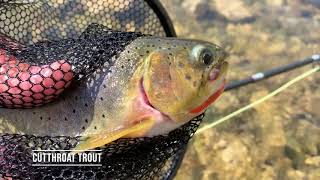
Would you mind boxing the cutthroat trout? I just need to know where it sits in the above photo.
[0,28,228,151]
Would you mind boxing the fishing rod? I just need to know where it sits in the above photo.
[224,54,320,91]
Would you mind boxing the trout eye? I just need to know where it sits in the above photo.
[192,45,215,66]
[200,49,214,65]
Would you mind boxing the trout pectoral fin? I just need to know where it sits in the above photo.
[72,118,155,153]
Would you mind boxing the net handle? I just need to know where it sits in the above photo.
[145,0,177,37]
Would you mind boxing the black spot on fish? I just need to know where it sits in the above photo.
[146,50,149,53]
[82,126,85,130]
[185,74,192,80]
[178,62,185,68]
[100,97,104,101]
[102,114,105,118]
[85,119,88,123]
[33,112,36,115]
[103,84,107,88]
[94,126,97,130]
[64,117,68,121]
[193,81,197,87]
[121,65,124,69]
[85,103,88,107]
[73,109,76,113]
[264,159,273,166]
[169,53,173,56]
[48,117,51,120]
[40,116,43,120]
[152,44,155,47]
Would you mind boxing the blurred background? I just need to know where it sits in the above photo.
[160,0,320,179]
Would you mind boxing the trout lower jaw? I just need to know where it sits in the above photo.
[189,63,228,114]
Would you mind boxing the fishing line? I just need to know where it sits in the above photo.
[195,66,320,135]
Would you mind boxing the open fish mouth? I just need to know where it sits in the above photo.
[208,62,228,82]
[208,65,221,81]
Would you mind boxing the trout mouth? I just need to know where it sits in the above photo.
[190,62,228,114]
[208,64,221,81]
[208,62,227,82]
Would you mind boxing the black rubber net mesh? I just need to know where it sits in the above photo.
[0,0,204,179]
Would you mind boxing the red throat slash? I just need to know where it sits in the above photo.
[189,82,225,114]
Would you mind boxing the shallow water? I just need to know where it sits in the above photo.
[161,0,320,179]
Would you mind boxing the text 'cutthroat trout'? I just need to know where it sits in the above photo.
[0,27,228,152]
